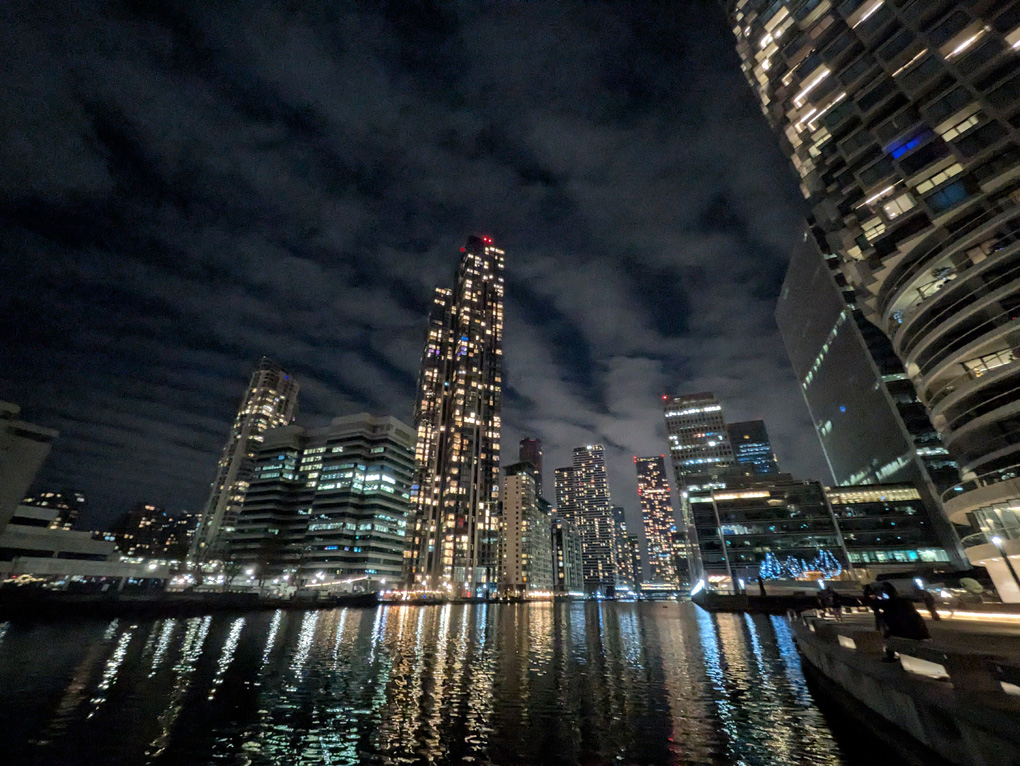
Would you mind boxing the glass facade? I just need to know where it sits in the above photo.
[726,420,781,475]
[825,483,950,565]
[686,472,844,581]
[776,230,965,566]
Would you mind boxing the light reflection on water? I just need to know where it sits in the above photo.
[0,602,861,765]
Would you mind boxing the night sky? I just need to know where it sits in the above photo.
[1,0,830,530]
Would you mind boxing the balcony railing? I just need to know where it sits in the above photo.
[960,528,1020,549]
[942,462,1020,502]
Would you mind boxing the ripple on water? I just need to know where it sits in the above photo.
[0,602,861,765]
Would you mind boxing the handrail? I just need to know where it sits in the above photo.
[960,529,1020,549]
[879,201,1020,320]
[897,250,1020,358]
[943,462,1020,502]
[943,381,1020,435]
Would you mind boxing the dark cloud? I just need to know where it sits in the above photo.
[0,0,828,530]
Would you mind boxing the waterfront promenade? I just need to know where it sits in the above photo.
[794,609,1020,766]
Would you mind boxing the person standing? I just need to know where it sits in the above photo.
[914,585,941,621]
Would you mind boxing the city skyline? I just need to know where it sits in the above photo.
[0,1,828,531]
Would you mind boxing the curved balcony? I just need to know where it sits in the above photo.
[879,202,1020,326]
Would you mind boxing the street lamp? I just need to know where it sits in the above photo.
[990,535,1020,595]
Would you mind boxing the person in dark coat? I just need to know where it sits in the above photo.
[880,583,930,640]
[914,585,941,621]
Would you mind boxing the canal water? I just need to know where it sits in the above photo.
[0,602,869,765]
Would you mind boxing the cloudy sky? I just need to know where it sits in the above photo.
[1,0,829,530]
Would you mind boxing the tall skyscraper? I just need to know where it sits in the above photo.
[564,444,617,596]
[233,413,415,588]
[663,392,735,483]
[519,437,543,496]
[662,392,735,585]
[726,421,781,475]
[190,358,298,562]
[722,2,1020,588]
[500,462,553,597]
[776,229,965,567]
[635,456,680,588]
[406,236,505,597]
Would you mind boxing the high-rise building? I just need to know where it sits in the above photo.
[635,456,680,588]
[519,437,544,496]
[551,514,585,595]
[723,1,1020,597]
[191,358,298,562]
[663,393,735,481]
[662,392,736,585]
[726,421,781,475]
[0,401,58,535]
[111,503,197,560]
[565,445,617,596]
[406,236,505,597]
[21,490,85,531]
[233,413,415,589]
[610,504,638,596]
[776,229,964,567]
[500,462,553,597]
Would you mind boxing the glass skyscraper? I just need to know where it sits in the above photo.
[406,236,505,597]
[726,420,781,475]
[724,0,1020,596]
[190,357,298,562]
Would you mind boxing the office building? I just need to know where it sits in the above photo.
[406,236,505,597]
[777,229,965,567]
[826,483,953,572]
[688,473,846,585]
[662,392,737,585]
[0,401,58,534]
[663,392,735,482]
[500,462,553,597]
[233,413,415,589]
[726,421,781,475]
[21,490,85,531]
[635,456,680,588]
[519,437,544,496]
[551,514,585,595]
[724,1,1020,597]
[190,358,298,562]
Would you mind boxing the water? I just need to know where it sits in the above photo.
[0,602,865,765]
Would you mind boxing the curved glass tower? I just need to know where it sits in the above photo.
[724,0,1020,597]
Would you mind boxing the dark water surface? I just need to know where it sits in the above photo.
[0,602,864,765]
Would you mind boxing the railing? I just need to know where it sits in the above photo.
[960,529,1020,549]
[943,462,1020,502]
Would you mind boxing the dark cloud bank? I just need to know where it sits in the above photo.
[0,0,828,529]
